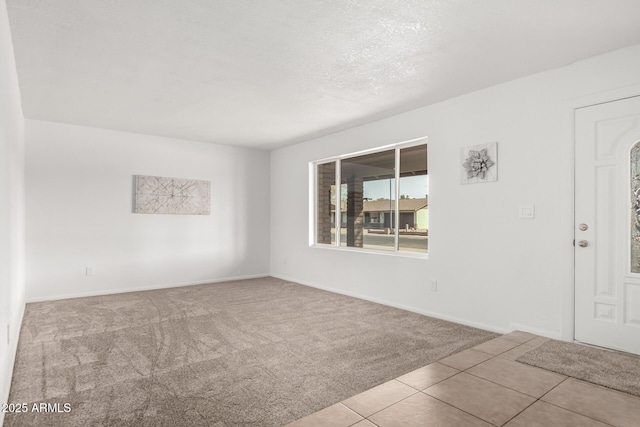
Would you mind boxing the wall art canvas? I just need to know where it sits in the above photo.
[133,175,210,215]
[461,142,498,184]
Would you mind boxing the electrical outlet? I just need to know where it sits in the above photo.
[430,279,438,292]
[86,266,94,276]
[519,205,535,219]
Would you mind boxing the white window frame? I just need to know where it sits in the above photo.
[310,137,428,258]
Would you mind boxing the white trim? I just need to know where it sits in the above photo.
[310,243,428,259]
[1,301,26,427]
[313,136,428,164]
[271,273,505,334]
[308,162,315,246]
[394,146,400,250]
[566,89,640,343]
[26,273,270,303]
[310,137,428,254]
[335,158,342,247]
[568,84,640,111]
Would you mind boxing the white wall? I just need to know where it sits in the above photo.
[25,121,270,301]
[0,0,25,422]
[271,44,640,339]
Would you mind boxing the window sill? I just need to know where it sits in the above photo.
[310,244,429,259]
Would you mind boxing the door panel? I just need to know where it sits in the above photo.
[575,96,640,355]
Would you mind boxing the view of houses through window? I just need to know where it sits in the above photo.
[315,141,428,254]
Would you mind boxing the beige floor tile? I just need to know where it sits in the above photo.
[351,420,377,427]
[438,348,493,370]
[368,392,492,427]
[342,379,418,418]
[396,362,459,390]
[526,336,549,347]
[498,344,536,361]
[285,403,363,427]
[425,372,535,426]
[542,378,640,427]
[504,401,610,427]
[502,331,538,344]
[467,357,566,397]
[473,337,521,355]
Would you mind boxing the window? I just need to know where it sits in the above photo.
[314,139,428,254]
[316,161,336,245]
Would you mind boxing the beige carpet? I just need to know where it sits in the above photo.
[6,277,496,426]
[517,339,640,397]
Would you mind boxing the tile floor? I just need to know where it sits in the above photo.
[285,331,640,427]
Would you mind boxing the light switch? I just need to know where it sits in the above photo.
[519,206,535,219]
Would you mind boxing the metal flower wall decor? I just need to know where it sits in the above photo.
[461,142,498,184]
[463,149,494,179]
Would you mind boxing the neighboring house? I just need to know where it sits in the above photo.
[330,198,428,230]
[363,198,428,230]
[330,201,347,226]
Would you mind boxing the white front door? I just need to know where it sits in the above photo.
[575,96,640,355]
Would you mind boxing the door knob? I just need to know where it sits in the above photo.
[578,223,588,231]
[578,240,589,247]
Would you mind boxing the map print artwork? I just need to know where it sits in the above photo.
[134,175,210,215]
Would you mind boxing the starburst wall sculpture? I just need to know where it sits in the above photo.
[461,142,497,184]
[463,148,494,179]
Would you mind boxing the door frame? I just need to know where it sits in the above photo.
[568,86,640,344]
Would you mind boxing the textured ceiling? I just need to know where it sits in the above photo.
[6,0,640,149]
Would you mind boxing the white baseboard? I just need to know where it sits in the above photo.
[271,274,510,335]
[26,273,270,303]
[1,300,26,427]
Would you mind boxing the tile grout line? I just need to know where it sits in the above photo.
[536,379,618,427]
[498,397,538,426]
[360,417,381,427]
[290,333,633,427]
[498,359,636,427]
[438,353,494,371]
[499,336,538,345]
[416,387,503,427]
[358,364,478,424]
[342,387,422,420]
[539,401,617,427]
[337,402,369,426]
[394,364,462,390]
[339,358,482,425]
[462,363,565,400]
[467,342,554,426]
[465,340,529,358]
[423,368,528,425]
[422,368,535,425]
[434,352,553,426]
[493,359,554,427]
